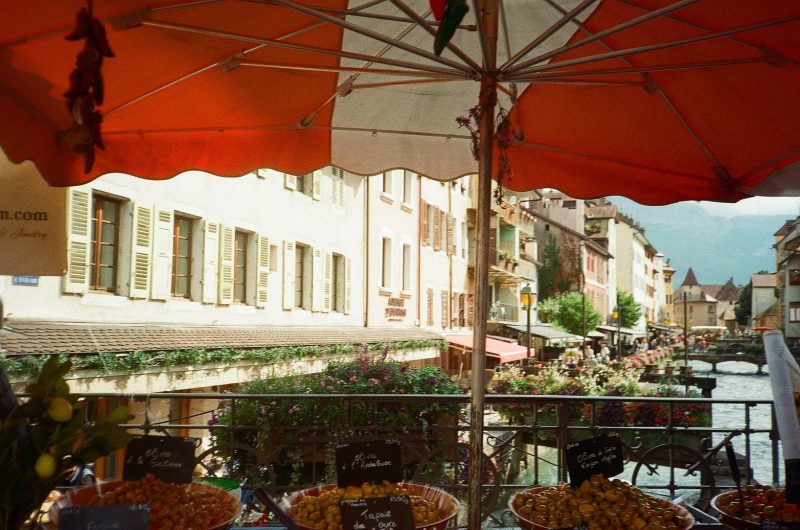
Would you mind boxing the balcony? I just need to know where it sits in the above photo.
[61,390,777,528]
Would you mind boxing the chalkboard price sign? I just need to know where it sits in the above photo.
[339,496,415,530]
[58,504,150,530]
[336,439,402,487]
[123,435,197,483]
[565,433,623,487]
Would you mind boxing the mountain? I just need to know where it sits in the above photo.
[609,197,788,286]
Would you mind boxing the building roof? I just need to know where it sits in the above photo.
[680,267,700,287]
[752,274,776,288]
[715,278,740,301]
[0,321,444,356]
[754,302,778,319]
[775,219,797,237]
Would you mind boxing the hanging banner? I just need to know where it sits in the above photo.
[0,150,66,275]
[763,331,800,503]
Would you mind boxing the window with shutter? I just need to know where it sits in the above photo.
[323,251,333,312]
[64,189,91,294]
[402,244,411,291]
[217,225,234,304]
[440,290,449,329]
[344,256,352,314]
[467,294,474,327]
[202,221,219,304]
[451,292,458,328]
[440,210,447,252]
[432,208,442,251]
[420,203,429,246]
[446,214,455,255]
[150,209,173,301]
[171,215,193,299]
[312,173,322,200]
[129,204,153,299]
[427,289,434,326]
[331,167,345,208]
[381,237,392,289]
[282,240,296,310]
[402,170,413,204]
[459,293,466,327]
[256,235,269,308]
[427,206,435,248]
[312,247,323,311]
[232,230,247,303]
[284,173,297,190]
[91,195,122,293]
[294,243,310,309]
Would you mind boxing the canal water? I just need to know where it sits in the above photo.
[689,359,780,485]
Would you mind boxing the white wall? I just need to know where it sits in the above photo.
[1,169,365,326]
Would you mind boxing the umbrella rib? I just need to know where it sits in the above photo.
[389,0,481,71]
[510,13,800,77]
[616,0,798,63]
[508,57,766,82]
[351,78,465,90]
[240,61,465,79]
[505,0,699,75]
[469,0,491,70]
[102,124,473,141]
[138,20,468,77]
[259,0,477,75]
[499,0,599,73]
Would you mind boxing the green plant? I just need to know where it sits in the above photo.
[0,340,447,379]
[0,358,131,530]
[211,354,464,486]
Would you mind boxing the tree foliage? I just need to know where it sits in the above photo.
[735,281,753,326]
[538,234,560,301]
[615,290,642,328]
[538,291,602,336]
[538,234,581,301]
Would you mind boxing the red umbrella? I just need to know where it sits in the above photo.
[3,2,800,524]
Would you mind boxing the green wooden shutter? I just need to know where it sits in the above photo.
[63,188,90,294]
[129,204,153,299]
[256,234,270,308]
[282,240,295,310]
[202,221,219,303]
[218,225,234,304]
[150,209,173,301]
[323,251,333,313]
[344,256,352,315]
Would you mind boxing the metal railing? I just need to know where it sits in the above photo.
[76,392,778,528]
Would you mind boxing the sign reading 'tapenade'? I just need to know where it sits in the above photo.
[565,432,623,487]
[339,496,415,530]
[336,439,402,487]
[123,435,197,483]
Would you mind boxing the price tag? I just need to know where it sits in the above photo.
[123,435,197,483]
[58,504,150,530]
[336,439,402,487]
[339,496,415,530]
[565,433,623,487]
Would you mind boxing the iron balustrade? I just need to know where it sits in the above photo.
[63,392,778,527]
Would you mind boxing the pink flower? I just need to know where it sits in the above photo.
[349,375,358,382]
[369,378,379,385]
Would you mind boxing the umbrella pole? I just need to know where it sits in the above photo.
[469,1,499,527]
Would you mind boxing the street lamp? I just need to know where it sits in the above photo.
[612,304,621,357]
[520,283,535,362]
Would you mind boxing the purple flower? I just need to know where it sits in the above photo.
[288,405,300,415]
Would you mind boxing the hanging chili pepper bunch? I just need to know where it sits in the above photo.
[430,0,469,56]
[62,3,114,173]
[455,105,514,205]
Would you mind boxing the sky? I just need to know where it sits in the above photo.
[695,196,800,218]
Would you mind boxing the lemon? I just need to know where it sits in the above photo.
[34,453,57,479]
[47,396,74,423]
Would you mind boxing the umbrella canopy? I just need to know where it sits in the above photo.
[3,2,800,525]
[2,0,800,202]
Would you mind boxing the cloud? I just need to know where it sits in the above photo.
[697,197,800,218]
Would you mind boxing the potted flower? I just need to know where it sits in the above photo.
[0,358,131,530]
[210,353,464,487]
